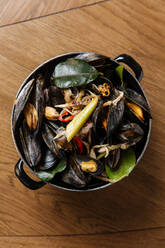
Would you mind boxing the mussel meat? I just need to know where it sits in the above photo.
[73,155,104,176]
[44,106,59,120]
[22,76,44,135]
[23,103,38,132]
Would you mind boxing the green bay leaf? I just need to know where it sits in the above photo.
[105,148,136,183]
[35,160,67,182]
[53,58,98,88]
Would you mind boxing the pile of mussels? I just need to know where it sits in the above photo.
[13,53,151,188]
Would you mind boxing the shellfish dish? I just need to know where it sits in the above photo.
[12,53,151,189]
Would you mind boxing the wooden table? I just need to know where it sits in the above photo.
[0,0,165,247]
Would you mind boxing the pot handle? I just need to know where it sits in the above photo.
[114,54,143,82]
[15,159,46,190]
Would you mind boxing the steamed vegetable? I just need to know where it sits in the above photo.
[66,96,98,142]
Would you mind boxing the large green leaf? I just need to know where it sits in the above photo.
[116,65,125,88]
[35,160,67,182]
[53,58,98,88]
[105,148,136,183]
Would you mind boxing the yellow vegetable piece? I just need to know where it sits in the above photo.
[66,96,98,142]
[127,102,144,121]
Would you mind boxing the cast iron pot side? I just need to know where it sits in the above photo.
[11,52,152,191]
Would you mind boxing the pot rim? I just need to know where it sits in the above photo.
[11,51,152,192]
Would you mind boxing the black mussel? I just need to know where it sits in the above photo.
[74,52,107,66]
[61,156,90,188]
[107,98,125,144]
[125,88,151,114]
[39,148,59,171]
[48,85,65,106]
[50,121,72,152]
[19,121,41,167]
[92,99,103,133]
[105,149,121,169]
[125,88,151,123]
[124,105,143,126]
[42,123,72,160]
[23,76,45,135]
[73,155,104,176]
[118,122,144,146]
[55,131,73,151]
[13,79,35,133]
[42,123,60,156]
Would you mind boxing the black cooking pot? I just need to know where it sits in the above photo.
[11,52,152,191]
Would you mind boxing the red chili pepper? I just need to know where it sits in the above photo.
[73,137,84,154]
[59,111,74,122]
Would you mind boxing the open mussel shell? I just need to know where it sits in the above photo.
[39,148,60,171]
[73,155,104,176]
[15,75,45,136]
[42,123,60,156]
[24,75,45,136]
[47,121,72,153]
[118,122,144,146]
[13,79,35,133]
[107,98,125,144]
[125,88,151,116]
[74,52,107,66]
[42,123,70,160]
[61,156,90,188]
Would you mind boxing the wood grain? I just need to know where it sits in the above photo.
[0,0,165,246]
[0,228,165,248]
[0,0,103,27]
